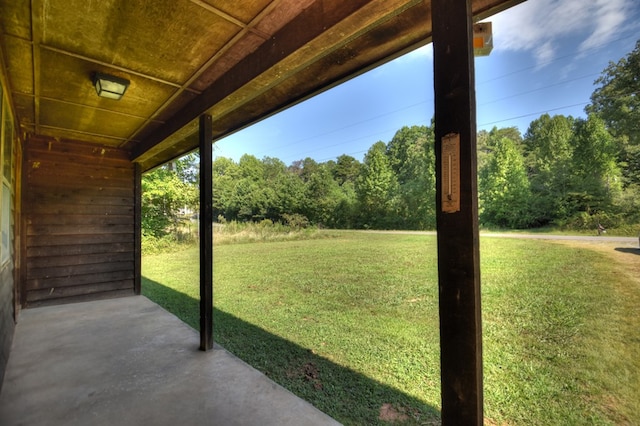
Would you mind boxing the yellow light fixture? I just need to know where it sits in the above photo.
[473,22,493,57]
[92,72,130,100]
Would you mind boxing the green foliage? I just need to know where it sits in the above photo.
[356,141,399,228]
[212,220,330,245]
[142,162,198,238]
[570,115,622,210]
[281,213,310,229]
[520,112,629,228]
[144,113,639,240]
[141,233,197,254]
[386,125,437,229]
[146,41,640,238]
[332,154,361,185]
[479,137,532,228]
[477,126,523,172]
[302,163,343,226]
[588,39,640,186]
[611,183,640,224]
[588,39,640,144]
[524,114,575,224]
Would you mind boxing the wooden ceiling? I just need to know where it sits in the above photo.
[0,0,521,171]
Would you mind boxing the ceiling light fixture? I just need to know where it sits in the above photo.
[92,72,130,100]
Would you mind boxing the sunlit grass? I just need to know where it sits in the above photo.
[142,231,640,425]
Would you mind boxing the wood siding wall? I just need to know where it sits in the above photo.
[22,136,136,307]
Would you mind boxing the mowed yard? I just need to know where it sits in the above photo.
[142,231,640,425]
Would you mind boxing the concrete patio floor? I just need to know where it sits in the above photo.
[0,296,341,426]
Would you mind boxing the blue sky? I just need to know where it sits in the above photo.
[213,0,640,165]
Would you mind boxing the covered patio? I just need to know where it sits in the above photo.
[0,0,523,424]
[0,296,340,425]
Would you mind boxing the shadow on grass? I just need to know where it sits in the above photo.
[142,277,440,425]
[615,247,640,255]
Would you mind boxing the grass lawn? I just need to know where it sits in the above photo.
[142,231,640,425]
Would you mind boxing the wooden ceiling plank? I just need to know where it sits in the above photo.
[38,124,132,149]
[31,0,42,135]
[39,125,130,141]
[132,0,375,161]
[39,96,164,124]
[190,0,248,29]
[124,0,284,147]
[39,44,198,93]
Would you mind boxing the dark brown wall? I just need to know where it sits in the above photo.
[22,136,136,307]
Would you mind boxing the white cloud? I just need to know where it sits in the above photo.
[578,0,629,52]
[486,0,636,67]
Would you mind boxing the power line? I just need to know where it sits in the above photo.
[478,72,599,106]
[222,32,636,162]
[476,32,638,86]
[479,102,588,127]
[251,101,429,158]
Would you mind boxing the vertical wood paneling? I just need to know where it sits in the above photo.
[23,136,136,307]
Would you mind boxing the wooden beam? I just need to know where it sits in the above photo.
[199,114,213,351]
[432,0,483,424]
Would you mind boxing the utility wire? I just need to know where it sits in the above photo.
[479,102,589,127]
[222,33,637,162]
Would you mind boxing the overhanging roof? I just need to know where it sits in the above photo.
[0,0,522,171]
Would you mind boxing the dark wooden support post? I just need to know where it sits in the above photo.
[133,163,142,295]
[199,114,214,351]
[432,0,483,424]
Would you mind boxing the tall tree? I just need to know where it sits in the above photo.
[587,39,640,186]
[231,155,268,221]
[523,114,575,224]
[333,154,361,186]
[212,156,239,221]
[301,163,340,226]
[569,114,622,212]
[479,137,532,228]
[477,126,522,172]
[356,141,398,228]
[386,125,437,229]
[260,156,298,221]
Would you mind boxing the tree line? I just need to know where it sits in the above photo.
[142,40,640,236]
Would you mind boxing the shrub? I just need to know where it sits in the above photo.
[282,213,310,229]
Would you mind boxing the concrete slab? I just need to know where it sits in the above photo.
[0,296,341,426]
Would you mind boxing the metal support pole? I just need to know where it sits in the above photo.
[432,0,483,423]
[199,114,214,351]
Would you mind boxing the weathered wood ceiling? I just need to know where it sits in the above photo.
[0,0,522,171]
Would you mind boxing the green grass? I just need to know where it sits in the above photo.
[142,231,640,425]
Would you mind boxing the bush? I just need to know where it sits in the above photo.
[142,234,190,254]
[281,213,310,229]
